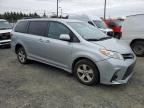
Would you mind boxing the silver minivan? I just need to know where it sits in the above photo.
[11,19,136,85]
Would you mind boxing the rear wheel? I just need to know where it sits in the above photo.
[74,59,99,86]
[131,41,144,57]
[17,47,28,64]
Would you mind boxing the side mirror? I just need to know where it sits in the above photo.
[59,34,71,41]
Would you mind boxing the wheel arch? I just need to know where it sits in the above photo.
[15,44,24,54]
[72,57,100,82]
[130,39,144,47]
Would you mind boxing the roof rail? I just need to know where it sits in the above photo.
[23,16,41,19]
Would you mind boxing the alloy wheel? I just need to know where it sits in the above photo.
[133,44,144,56]
[77,64,94,83]
[18,48,26,63]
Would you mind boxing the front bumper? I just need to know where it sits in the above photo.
[0,39,11,46]
[96,57,136,85]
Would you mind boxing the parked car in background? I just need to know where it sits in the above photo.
[121,14,144,57]
[68,14,114,37]
[104,19,123,39]
[11,19,136,85]
[0,19,12,47]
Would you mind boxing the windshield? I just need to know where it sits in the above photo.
[114,20,123,27]
[109,20,123,27]
[68,22,108,40]
[0,21,12,30]
[93,20,107,29]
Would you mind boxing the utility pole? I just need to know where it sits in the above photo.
[43,10,46,18]
[57,0,59,18]
[104,0,107,20]
[59,7,62,18]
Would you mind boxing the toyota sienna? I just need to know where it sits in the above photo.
[11,19,136,85]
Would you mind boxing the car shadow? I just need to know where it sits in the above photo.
[0,45,11,49]
[28,60,73,77]
[24,60,129,90]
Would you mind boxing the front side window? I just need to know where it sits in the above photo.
[68,22,107,41]
[48,22,70,40]
[28,21,48,36]
[0,21,12,30]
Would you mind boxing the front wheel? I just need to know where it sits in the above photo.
[74,59,99,86]
[131,41,144,57]
[17,47,28,64]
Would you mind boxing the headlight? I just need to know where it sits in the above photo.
[100,49,123,60]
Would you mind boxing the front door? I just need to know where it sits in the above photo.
[43,21,73,69]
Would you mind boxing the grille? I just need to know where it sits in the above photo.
[122,53,134,60]
[0,32,11,40]
[122,63,135,80]
[107,31,114,36]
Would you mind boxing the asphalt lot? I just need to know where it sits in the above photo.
[0,48,144,108]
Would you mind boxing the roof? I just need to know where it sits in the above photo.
[18,18,83,23]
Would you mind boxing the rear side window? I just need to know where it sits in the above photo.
[28,21,48,36]
[14,21,28,33]
[48,22,70,39]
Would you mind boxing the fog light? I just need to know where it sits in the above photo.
[111,70,119,82]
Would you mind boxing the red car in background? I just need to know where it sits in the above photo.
[104,19,124,39]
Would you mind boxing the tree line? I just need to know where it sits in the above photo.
[0,12,40,23]
[0,12,69,23]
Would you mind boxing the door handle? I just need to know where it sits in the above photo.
[45,40,50,43]
[39,39,43,42]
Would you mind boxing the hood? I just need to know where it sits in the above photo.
[92,38,132,54]
[0,29,12,34]
[100,28,113,32]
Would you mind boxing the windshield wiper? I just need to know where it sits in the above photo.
[86,39,99,41]
[86,36,112,41]
[98,36,112,41]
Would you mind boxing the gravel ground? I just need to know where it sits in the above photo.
[0,48,144,108]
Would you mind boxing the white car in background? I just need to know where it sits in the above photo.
[68,14,114,37]
[121,14,144,56]
[0,19,12,47]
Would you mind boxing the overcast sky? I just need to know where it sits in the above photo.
[0,0,144,17]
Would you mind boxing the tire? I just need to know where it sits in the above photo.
[131,41,144,57]
[115,35,121,39]
[16,47,28,64]
[74,59,99,86]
